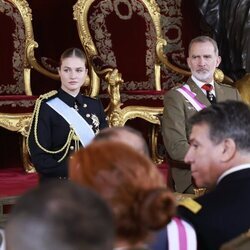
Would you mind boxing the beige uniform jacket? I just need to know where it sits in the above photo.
[162,78,242,193]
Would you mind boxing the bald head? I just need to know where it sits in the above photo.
[94,126,149,156]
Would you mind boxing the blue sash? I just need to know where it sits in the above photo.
[47,97,95,147]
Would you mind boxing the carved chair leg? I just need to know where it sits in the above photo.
[21,135,35,173]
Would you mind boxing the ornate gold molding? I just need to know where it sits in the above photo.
[0,112,32,136]
[26,40,60,81]
[150,124,164,164]
[73,0,101,97]
[108,105,163,127]
[0,112,35,172]
[156,38,191,77]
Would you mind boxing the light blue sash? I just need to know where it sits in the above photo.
[47,97,95,147]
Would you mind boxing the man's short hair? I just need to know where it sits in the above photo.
[5,181,114,250]
[188,35,219,55]
[189,100,250,151]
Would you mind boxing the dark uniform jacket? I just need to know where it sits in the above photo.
[162,77,241,193]
[178,168,250,250]
[28,89,108,181]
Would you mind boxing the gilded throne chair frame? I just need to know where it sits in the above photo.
[0,0,60,172]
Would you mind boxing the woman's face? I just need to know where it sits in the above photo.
[58,56,88,96]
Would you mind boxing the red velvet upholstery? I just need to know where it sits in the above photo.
[0,168,38,198]
[0,1,26,96]
[28,0,81,95]
[0,96,37,113]
[0,0,36,112]
[0,129,38,200]
[86,0,164,105]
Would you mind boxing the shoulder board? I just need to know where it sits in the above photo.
[179,198,202,214]
[172,82,185,90]
[217,82,235,88]
[83,95,98,100]
[172,86,180,90]
[39,90,58,101]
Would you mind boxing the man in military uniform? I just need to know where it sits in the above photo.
[28,48,108,182]
[178,101,250,250]
[162,36,241,193]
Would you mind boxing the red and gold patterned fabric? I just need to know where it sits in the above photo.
[86,0,164,106]
[0,0,37,112]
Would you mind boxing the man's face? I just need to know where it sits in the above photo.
[184,123,225,188]
[187,41,221,83]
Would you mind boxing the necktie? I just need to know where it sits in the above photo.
[201,84,216,104]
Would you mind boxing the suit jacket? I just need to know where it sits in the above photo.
[162,78,241,192]
[178,168,250,250]
[28,88,108,181]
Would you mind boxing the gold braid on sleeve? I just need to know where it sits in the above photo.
[27,90,77,162]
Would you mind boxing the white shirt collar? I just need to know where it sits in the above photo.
[191,75,215,95]
[217,163,250,184]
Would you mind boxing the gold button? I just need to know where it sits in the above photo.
[70,146,74,150]
[83,104,87,108]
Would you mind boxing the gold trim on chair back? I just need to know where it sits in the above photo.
[0,112,34,172]
[18,0,60,83]
[9,0,34,95]
[0,0,32,95]
[73,0,101,97]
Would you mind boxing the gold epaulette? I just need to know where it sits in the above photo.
[38,90,58,101]
[30,90,58,122]
[31,90,58,125]
[217,82,235,88]
[179,198,202,214]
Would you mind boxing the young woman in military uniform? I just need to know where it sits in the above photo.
[28,48,108,182]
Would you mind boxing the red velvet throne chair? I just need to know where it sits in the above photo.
[0,0,60,213]
[72,0,190,183]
